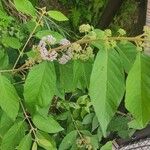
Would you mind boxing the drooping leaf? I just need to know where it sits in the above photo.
[73,60,92,89]
[47,11,68,21]
[32,112,63,133]
[125,53,150,127]
[100,141,112,150]
[59,130,77,150]
[24,61,56,113]
[17,133,32,150]
[0,49,9,69]
[0,74,19,120]
[1,121,26,150]
[116,41,137,73]
[89,49,125,136]
[14,0,36,16]
[2,36,22,49]
[59,61,74,92]
[36,131,57,150]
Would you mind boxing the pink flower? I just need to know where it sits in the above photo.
[59,38,71,46]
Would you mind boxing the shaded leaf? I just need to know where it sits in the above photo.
[116,42,137,73]
[59,130,77,150]
[0,74,19,120]
[100,141,112,150]
[0,50,9,69]
[125,53,150,127]
[1,121,26,150]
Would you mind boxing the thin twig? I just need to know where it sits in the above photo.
[12,8,46,70]
[20,100,37,139]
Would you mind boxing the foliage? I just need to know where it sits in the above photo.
[0,0,150,150]
[58,0,107,28]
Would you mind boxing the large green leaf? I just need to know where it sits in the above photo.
[59,61,74,92]
[125,53,150,127]
[17,133,32,150]
[0,74,19,120]
[47,11,68,21]
[32,113,63,133]
[59,130,77,150]
[89,49,125,136]
[14,0,36,16]
[73,60,92,89]
[1,121,26,150]
[24,61,56,113]
[116,41,137,73]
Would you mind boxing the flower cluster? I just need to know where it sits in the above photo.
[68,43,94,60]
[37,36,72,64]
[37,35,94,64]
[76,136,93,150]
[38,35,57,61]
[79,24,92,33]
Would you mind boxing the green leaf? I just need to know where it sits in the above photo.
[82,113,94,125]
[14,0,36,16]
[36,131,56,150]
[32,113,63,133]
[0,50,9,69]
[17,133,32,150]
[116,42,137,73]
[1,121,26,150]
[89,49,125,136]
[35,30,63,42]
[100,141,112,150]
[0,74,19,120]
[0,111,13,138]
[73,60,92,89]
[59,130,77,150]
[47,10,68,21]
[2,36,22,49]
[59,61,74,92]
[125,53,150,127]
[24,61,56,113]
[32,142,38,150]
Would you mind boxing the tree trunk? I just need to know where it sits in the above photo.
[98,0,123,29]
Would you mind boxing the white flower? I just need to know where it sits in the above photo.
[58,54,71,64]
[46,51,58,61]
[46,35,56,44]
[59,38,71,46]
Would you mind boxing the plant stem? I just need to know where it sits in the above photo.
[20,100,37,139]
[12,8,46,70]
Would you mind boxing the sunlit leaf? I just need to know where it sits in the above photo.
[89,49,125,136]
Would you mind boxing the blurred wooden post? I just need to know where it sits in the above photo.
[145,0,150,55]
